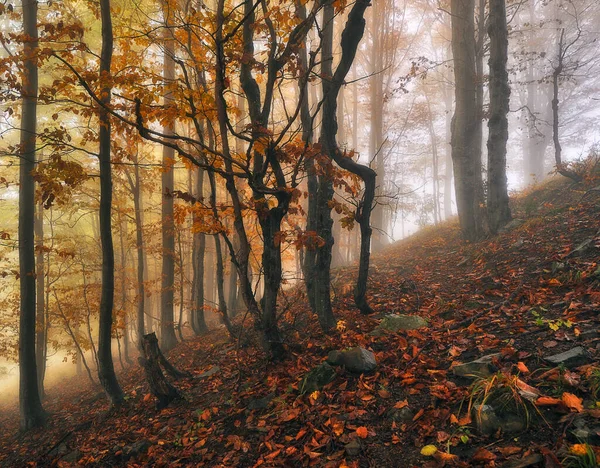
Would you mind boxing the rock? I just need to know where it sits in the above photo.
[473,404,501,435]
[299,363,336,394]
[502,453,543,468]
[61,450,81,463]
[122,440,151,461]
[499,218,525,233]
[327,347,377,373]
[501,414,526,434]
[567,238,596,258]
[195,365,221,379]
[375,314,428,333]
[544,347,590,368]
[551,261,566,273]
[387,406,415,423]
[511,238,524,249]
[452,354,500,379]
[345,439,361,457]
[247,394,274,410]
[49,443,68,457]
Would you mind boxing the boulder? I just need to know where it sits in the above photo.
[327,347,377,373]
[195,365,221,379]
[122,440,151,461]
[473,404,501,435]
[299,363,336,395]
[345,439,361,457]
[452,354,500,379]
[544,347,590,368]
[567,238,596,258]
[375,314,428,333]
[499,218,525,233]
[387,406,415,423]
[61,450,81,463]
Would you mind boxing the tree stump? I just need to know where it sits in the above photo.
[139,332,184,409]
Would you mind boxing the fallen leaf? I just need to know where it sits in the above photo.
[517,361,530,374]
[543,340,558,348]
[497,446,522,457]
[471,447,496,462]
[562,392,583,412]
[535,396,561,406]
[356,426,368,439]
[420,445,438,456]
[394,399,408,409]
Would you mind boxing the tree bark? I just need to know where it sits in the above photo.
[19,0,46,430]
[97,0,124,406]
[159,5,179,351]
[319,0,375,315]
[129,155,145,348]
[192,167,209,334]
[35,202,46,397]
[450,0,487,241]
[487,0,512,233]
[138,333,183,410]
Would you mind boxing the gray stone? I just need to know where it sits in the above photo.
[327,347,377,373]
[452,354,500,379]
[551,261,566,273]
[345,439,361,457]
[501,414,526,434]
[123,440,151,460]
[544,347,590,368]
[511,238,525,248]
[473,404,501,435]
[49,443,68,457]
[61,450,81,463]
[499,218,525,233]
[299,363,336,395]
[387,406,415,423]
[376,314,428,332]
[567,238,596,258]
[247,394,274,410]
[195,365,221,379]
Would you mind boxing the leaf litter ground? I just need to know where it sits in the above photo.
[0,175,599,467]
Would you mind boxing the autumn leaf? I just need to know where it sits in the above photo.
[356,426,368,439]
[562,392,583,412]
[517,361,530,374]
[394,399,408,409]
[471,447,496,462]
[535,396,561,406]
[420,445,437,456]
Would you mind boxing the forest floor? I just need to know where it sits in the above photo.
[1,173,600,467]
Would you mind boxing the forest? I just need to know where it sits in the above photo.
[0,0,599,465]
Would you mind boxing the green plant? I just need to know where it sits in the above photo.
[530,309,573,331]
[465,372,541,428]
[563,443,597,468]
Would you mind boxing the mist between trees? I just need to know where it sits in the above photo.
[0,0,598,431]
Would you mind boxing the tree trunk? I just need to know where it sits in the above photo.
[97,0,124,406]
[35,202,46,397]
[551,29,581,183]
[450,0,486,241]
[159,7,179,351]
[487,0,512,233]
[130,155,145,348]
[19,0,46,429]
[192,167,209,334]
[118,212,131,363]
[138,333,183,410]
[319,0,374,316]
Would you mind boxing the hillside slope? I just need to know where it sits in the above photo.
[1,175,599,467]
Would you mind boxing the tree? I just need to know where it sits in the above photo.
[159,1,179,351]
[450,0,486,241]
[97,0,124,406]
[18,0,46,430]
[487,0,512,233]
